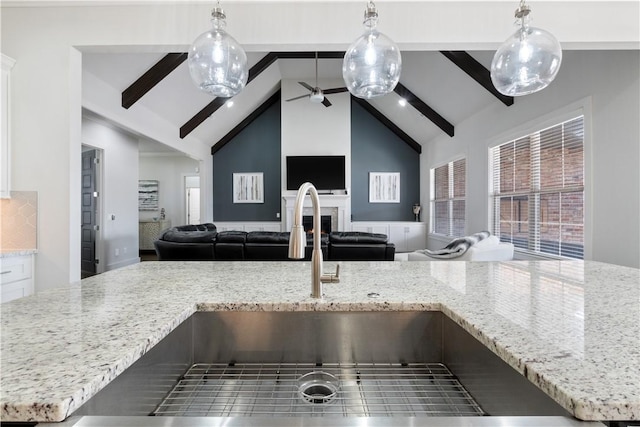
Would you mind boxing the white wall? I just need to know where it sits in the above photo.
[139,154,199,226]
[82,117,140,274]
[423,50,640,268]
[281,78,351,195]
[0,2,637,290]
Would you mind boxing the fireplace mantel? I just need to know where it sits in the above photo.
[282,194,350,232]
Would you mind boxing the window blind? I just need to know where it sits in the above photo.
[430,158,466,237]
[489,116,584,259]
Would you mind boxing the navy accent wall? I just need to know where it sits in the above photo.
[351,99,420,221]
[212,99,281,221]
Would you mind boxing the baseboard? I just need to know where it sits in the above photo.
[106,257,139,271]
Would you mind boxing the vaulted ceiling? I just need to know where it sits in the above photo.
[76,0,637,158]
[83,49,515,155]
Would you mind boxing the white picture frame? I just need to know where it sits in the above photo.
[369,172,400,203]
[233,172,264,204]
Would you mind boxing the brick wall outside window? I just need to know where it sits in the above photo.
[490,117,585,259]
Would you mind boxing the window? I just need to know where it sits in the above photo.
[430,158,466,237]
[489,116,584,259]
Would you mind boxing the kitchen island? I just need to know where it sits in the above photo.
[0,260,638,423]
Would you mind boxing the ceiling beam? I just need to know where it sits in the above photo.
[181,52,345,139]
[352,96,422,154]
[440,51,514,107]
[180,52,280,139]
[270,51,345,59]
[211,90,281,155]
[183,51,455,140]
[393,82,454,137]
[180,97,226,139]
[121,53,187,109]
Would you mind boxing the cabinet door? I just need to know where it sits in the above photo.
[389,223,427,252]
[1,278,27,303]
[0,254,34,303]
[351,223,388,235]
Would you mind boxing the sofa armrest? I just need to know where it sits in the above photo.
[408,243,514,261]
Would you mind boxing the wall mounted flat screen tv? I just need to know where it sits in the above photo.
[286,156,346,191]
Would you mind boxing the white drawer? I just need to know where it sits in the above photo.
[0,255,33,285]
[1,278,27,302]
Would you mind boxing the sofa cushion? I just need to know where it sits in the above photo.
[329,231,388,244]
[216,230,248,243]
[330,244,387,261]
[161,229,217,243]
[153,239,215,261]
[474,235,500,248]
[173,223,217,232]
[246,231,290,244]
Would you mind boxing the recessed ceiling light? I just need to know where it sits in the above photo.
[398,98,407,107]
[227,101,234,108]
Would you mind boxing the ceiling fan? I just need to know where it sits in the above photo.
[285,52,349,107]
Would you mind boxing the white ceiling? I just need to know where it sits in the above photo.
[73,0,637,156]
[83,49,504,154]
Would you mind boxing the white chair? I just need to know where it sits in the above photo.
[408,236,514,261]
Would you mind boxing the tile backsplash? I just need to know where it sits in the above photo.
[0,191,38,250]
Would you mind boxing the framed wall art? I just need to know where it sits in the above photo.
[138,180,159,211]
[233,172,264,204]
[369,172,400,203]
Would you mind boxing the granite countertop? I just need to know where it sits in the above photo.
[0,248,37,258]
[0,260,638,422]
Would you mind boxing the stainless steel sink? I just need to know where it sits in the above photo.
[61,311,604,427]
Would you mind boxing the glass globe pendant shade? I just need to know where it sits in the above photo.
[342,2,401,99]
[188,6,248,98]
[490,4,562,96]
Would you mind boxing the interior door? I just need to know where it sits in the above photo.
[81,149,98,277]
[185,175,200,225]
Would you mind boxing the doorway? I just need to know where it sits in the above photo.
[81,146,103,278]
[185,175,200,225]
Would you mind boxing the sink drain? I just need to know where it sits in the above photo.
[297,371,340,404]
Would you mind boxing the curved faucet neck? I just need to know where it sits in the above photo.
[293,182,321,252]
[290,182,323,298]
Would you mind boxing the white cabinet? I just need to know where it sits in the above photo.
[1,54,16,199]
[388,223,427,252]
[215,222,282,232]
[351,223,389,235]
[351,222,427,253]
[1,254,35,303]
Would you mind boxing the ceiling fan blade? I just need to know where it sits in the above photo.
[285,94,311,102]
[323,87,349,95]
[322,97,332,107]
[298,81,314,92]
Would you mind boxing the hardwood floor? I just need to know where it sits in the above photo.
[139,250,158,262]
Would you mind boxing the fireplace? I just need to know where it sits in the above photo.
[282,194,349,232]
[303,215,332,234]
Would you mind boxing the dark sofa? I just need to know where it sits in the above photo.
[152,223,218,261]
[329,231,396,261]
[153,224,394,261]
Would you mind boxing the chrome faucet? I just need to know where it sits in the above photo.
[288,182,339,298]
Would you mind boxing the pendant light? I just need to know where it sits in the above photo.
[490,0,562,97]
[342,1,402,99]
[188,1,248,98]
